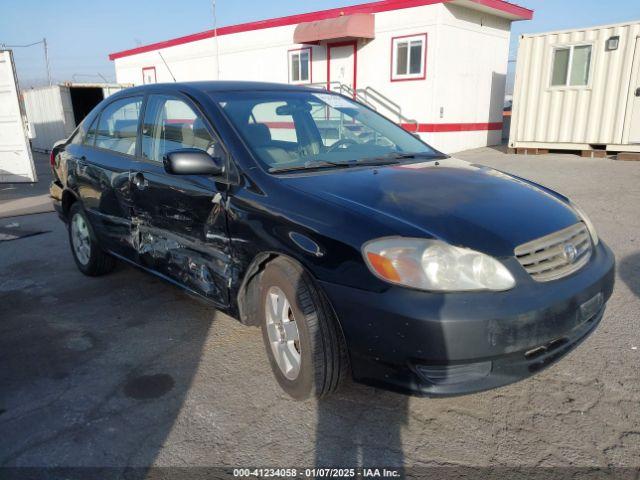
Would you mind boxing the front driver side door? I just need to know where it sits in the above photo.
[129,93,232,307]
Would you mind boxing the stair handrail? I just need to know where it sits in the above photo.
[358,86,418,130]
[307,82,418,131]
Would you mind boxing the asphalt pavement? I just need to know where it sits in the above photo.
[1,147,639,475]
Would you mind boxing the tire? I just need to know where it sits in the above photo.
[259,257,348,400]
[67,203,116,276]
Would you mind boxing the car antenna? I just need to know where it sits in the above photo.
[158,51,177,82]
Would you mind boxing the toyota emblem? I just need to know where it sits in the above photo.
[562,243,578,263]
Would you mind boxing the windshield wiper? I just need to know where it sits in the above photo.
[349,157,401,166]
[269,160,351,173]
[380,152,448,160]
[269,155,416,173]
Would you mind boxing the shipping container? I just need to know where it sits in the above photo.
[0,49,36,183]
[510,20,640,153]
[22,83,131,152]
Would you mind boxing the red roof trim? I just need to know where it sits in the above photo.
[108,0,532,60]
[466,0,533,20]
[401,121,503,132]
[267,121,504,132]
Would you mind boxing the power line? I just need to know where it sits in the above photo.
[0,38,52,86]
[1,40,44,48]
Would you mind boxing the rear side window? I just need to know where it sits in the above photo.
[141,95,220,162]
[94,96,143,155]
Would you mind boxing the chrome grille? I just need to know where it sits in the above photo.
[515,223,592,282]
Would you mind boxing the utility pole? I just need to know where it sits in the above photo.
[43,38,52,86]
[212,0,220,79]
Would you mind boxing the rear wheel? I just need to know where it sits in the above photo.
[259,257,348,400]
[68,203,116,276]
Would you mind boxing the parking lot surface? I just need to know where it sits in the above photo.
[1,148,639,471]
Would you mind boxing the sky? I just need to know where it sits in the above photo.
[2,0,639,90]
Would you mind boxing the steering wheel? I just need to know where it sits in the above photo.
[326,138,358,153]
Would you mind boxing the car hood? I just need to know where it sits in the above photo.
[281,158,580,257]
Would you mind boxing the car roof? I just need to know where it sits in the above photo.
[118,81,321,96]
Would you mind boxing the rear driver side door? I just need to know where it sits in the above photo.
[129,93,232,307]
[75,95,142,261]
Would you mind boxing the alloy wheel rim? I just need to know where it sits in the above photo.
[265,286,301,380]
[71,213,91,265]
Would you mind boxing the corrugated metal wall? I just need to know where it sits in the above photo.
[510,21,640,148]
[22,84,129,152]
[22,86,68,152]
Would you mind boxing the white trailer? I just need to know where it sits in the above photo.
[510,20,640,155]
[0,49,36,183]
[22,83,131,152]
[109,0,533,154]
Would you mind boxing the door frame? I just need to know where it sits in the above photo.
[326,40,358,97]
[142,66,157,84]
[623,36,640,144]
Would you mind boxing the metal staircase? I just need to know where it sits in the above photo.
[309,82,418,131]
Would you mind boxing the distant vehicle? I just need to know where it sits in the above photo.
[50,82,615,399]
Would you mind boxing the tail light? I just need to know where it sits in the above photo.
[50,150,56,167]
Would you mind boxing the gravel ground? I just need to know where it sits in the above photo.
[0,148,639,474]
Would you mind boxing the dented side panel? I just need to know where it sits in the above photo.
[129,159,231,307]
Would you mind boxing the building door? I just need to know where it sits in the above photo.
[628,38,640,144]
[327,41,357,97]
[142,66,157,84]
[0,50,37,183]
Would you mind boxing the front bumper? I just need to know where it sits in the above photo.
[320,241,615,396]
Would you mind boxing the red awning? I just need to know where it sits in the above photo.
[293,13,375,44]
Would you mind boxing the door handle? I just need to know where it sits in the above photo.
[131,172,148,190]
[636,87,640,97]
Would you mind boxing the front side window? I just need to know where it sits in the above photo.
[94,97,143,155]
[214,90,442,172]
[141,95,220,162]
[392,34,427,81]
[289,48,311,84]
[551,45,592,87]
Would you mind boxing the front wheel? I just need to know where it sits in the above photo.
[259,257,348,400]
[68,203,116,276]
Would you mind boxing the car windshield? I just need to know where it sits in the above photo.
[211,90,444,172]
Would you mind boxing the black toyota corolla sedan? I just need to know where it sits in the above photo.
[50,81,615,399]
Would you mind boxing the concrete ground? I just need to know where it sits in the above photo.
[1,148,639,473]
[0,152,54,219]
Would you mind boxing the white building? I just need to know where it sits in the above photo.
[109,0,532,153]
[510,20,640,155]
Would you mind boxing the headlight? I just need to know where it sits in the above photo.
[570,201,599,245]
[362,237,515,292]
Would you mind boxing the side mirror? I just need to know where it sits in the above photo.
[163,149,224,176]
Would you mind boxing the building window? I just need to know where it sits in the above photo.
[391,34,427,81]
[551,45,592,87]
[289,48,311,84]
